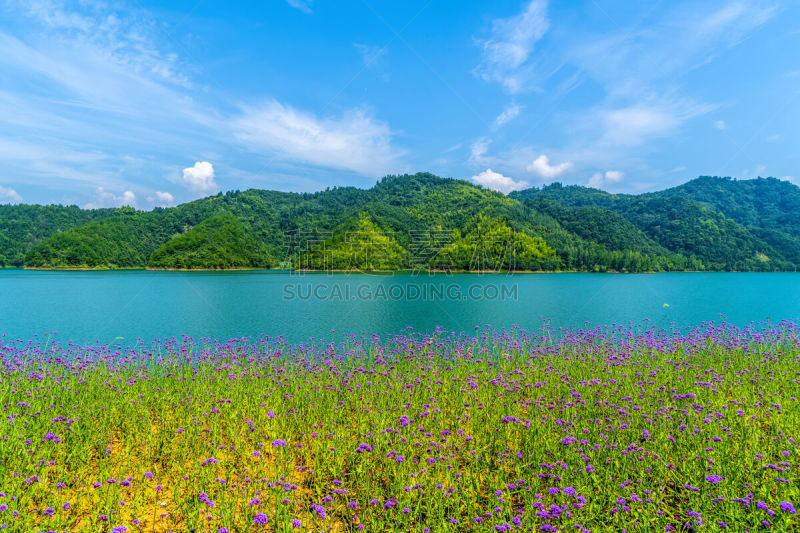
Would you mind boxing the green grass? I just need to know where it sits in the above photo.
[0,324,798,531]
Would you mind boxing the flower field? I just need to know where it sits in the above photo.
[1,322,798,532]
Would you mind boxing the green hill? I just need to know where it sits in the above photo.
[3,173,798,272]
[298,212,409,270]
[511,178,795,271]
[148,212,274,269]
[651,176,800,265]
[432,214,561,271]
[0,204,122,266]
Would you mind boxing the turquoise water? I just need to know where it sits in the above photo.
[1,269,799,344]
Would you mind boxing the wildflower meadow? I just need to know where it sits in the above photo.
[1,321,798,532]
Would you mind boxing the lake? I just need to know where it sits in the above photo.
[2,269,799,344]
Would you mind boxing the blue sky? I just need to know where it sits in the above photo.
[0,0,798,207]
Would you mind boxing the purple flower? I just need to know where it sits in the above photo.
[253,513,269,524]
[705,475,724,484]
[110,527,128,533]
[780,501,796,514]
[272,439,287,447]
[291,519,302,528]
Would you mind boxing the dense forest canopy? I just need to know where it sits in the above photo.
[1,173,797,272]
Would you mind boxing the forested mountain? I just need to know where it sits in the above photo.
[0,204,122,266]
[652,176,800,266]
[2,173,798,271]
[511,177,798,271]
[148,212,275,269]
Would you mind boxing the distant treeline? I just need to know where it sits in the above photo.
[1,173,798,272]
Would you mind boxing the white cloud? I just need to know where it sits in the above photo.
[469,138,491,165]
[569,2,776,99]
[713,119,727,130]
[468,144,578,182]
[354,43,386,68]
[16,0,191,88]
[600,106,677,145]
[148,191,175,206]
[475,0,550,92]
[588,170,624,190]
[509,1,774,173]
[740,164,767,179]
[85,187,136,209]
[493,104,522,128]
[0,5,407,197]
[120,190,136,206]
[181,161,217,192]
[0,185,22,204]
[693,2,776,40]
[598,101,713,147]
[472,169,527,194]
[233,100,402,176]
[155,191,175,203]
[527,154,573,179]
[286,0,313,14]
[0,1,226,206]
[767,134,781,142]
[0,0,409,199]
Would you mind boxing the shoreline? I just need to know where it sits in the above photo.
[10,266,755,274]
